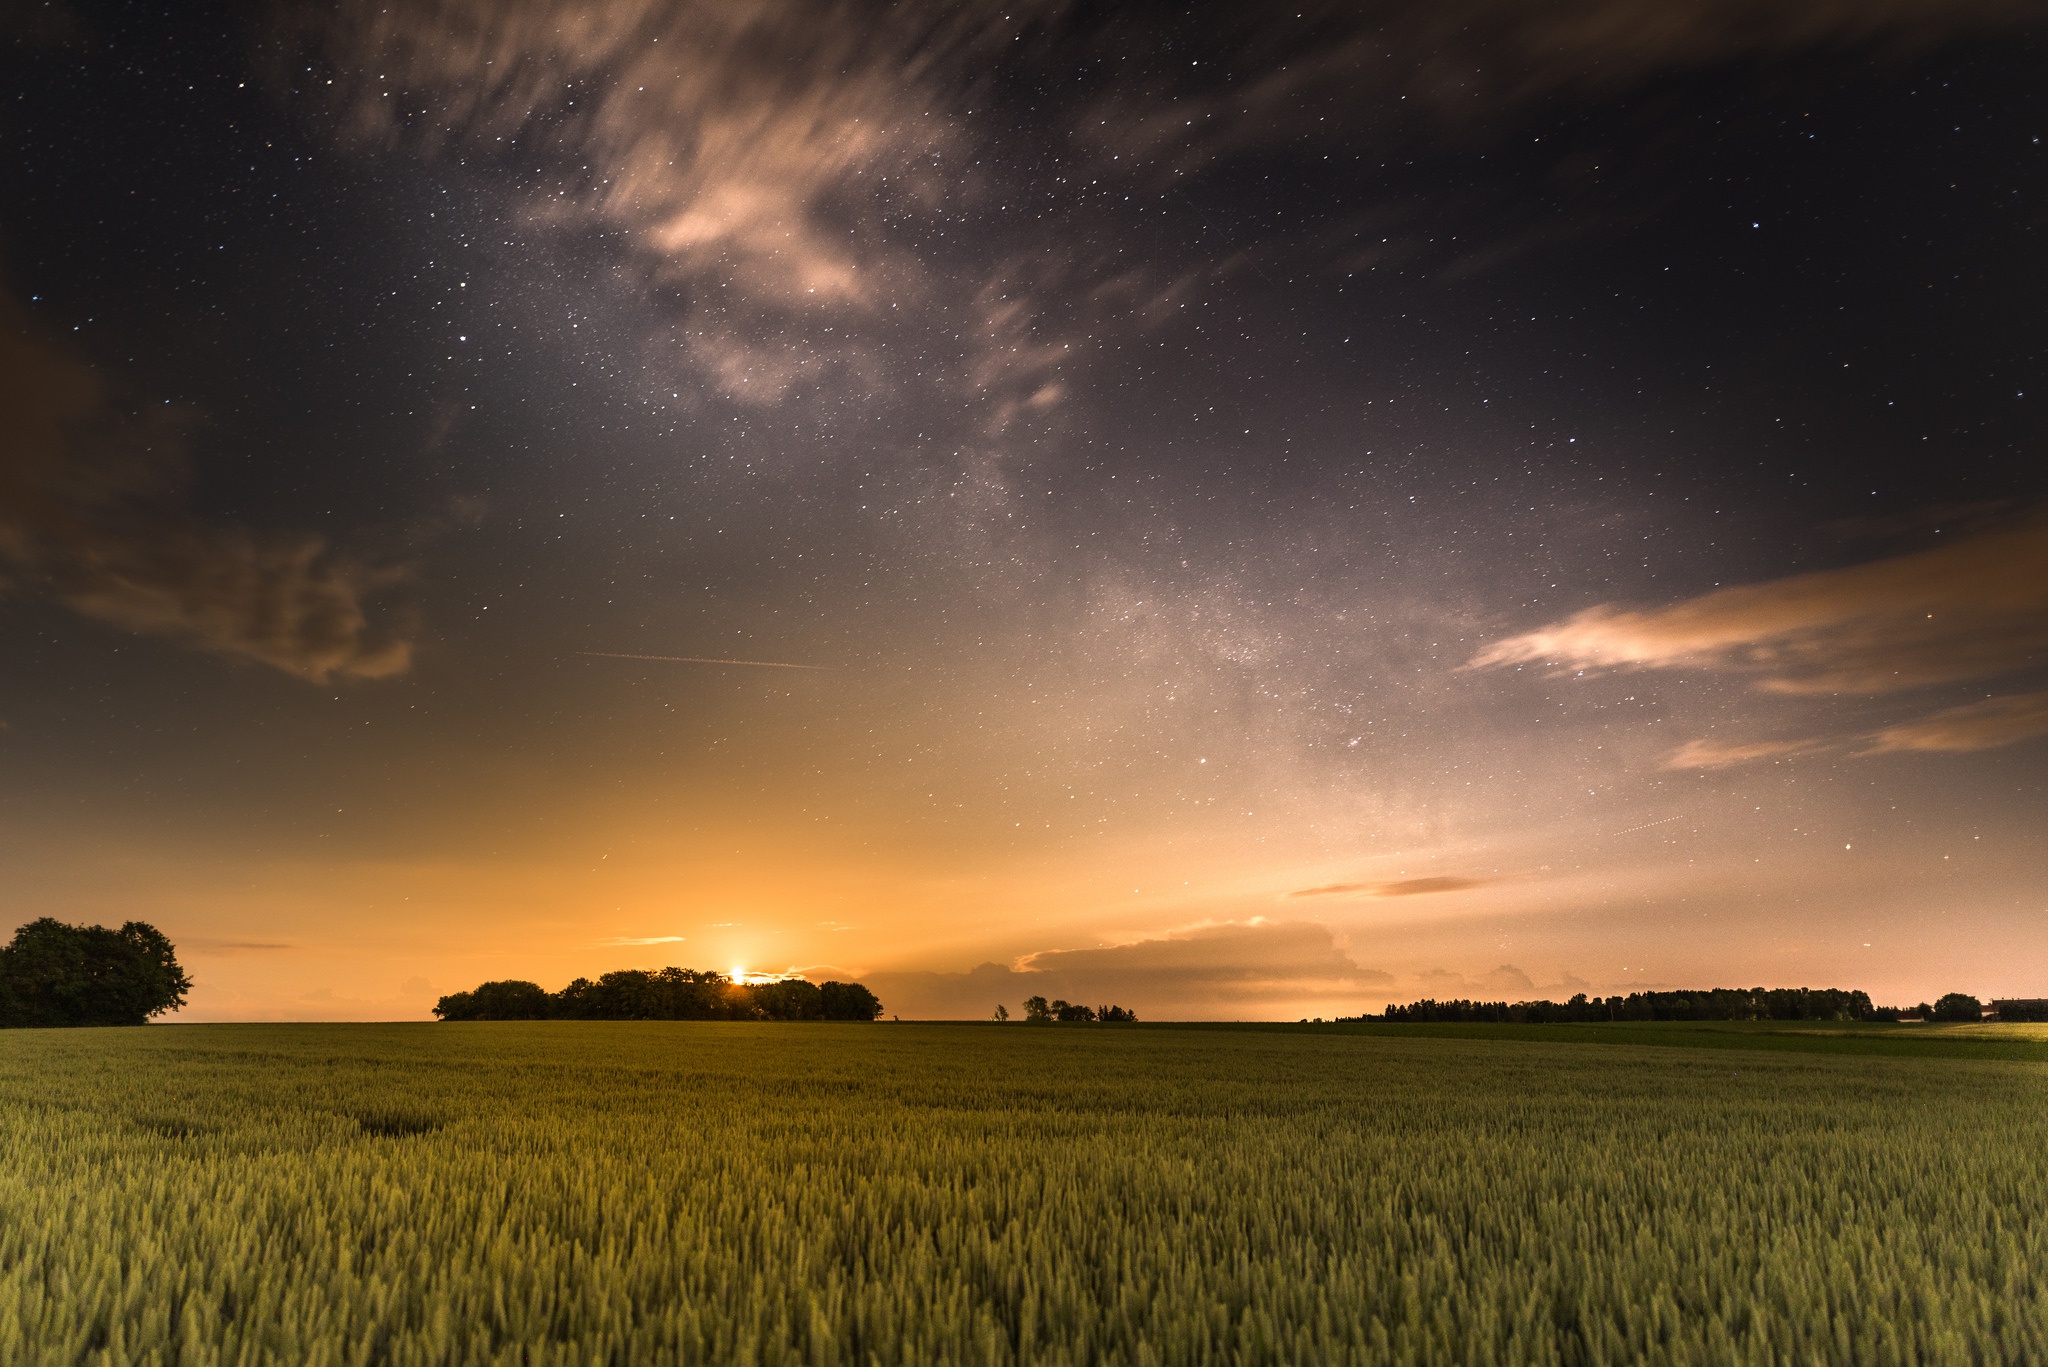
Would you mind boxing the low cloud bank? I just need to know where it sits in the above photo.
[867,920,1392,1020]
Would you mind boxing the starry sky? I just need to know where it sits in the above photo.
[3,0,2044,1021]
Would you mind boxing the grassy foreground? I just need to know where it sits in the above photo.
[2,1023,2045,1365]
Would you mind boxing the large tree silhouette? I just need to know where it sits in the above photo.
[0,919,191,1027]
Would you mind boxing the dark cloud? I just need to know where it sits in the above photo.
[1470,511,2048,695]
[0,0,84,45]
[1082,0,2036,175]
[270,0,2048,447]
[0,287,412,682]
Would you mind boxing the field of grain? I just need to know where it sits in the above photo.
[2,1022,2044,1365]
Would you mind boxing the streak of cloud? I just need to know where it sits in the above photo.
[577,651,828,670]
[1084,0,2037,175]
[1663,738,1831,770]
[1290,876,1491,899]
[1862,691,2048,756]
[0,285,412,683]
[1468,511,2048,694]
[1661,689,2048,770]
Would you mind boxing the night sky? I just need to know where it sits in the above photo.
[3,0,2044,1020]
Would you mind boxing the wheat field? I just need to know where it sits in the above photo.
[2,1022,2043,1365]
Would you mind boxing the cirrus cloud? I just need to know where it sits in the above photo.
[1469,511,2048,694]
[1662,737,1833,770]
[1290,875,1491,899]
[1861,690,2048,756]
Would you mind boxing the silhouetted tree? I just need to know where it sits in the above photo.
[433,979,549,1021]
[1052,999,1095,1023]
[992,1004,1009,1023]
[475,979,550,1019]
[1098,1005,1138,1023]
[754,978,827,1020]
[0,918,191,1027]
[439,966,884,1021]
[819,980,884,1020]
[1022,994,1052,1023]
[1932,992,1984,1022]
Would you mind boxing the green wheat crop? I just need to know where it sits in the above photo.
[1,1022,2043,1365]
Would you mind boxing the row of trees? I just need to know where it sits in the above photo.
[0,919,191,1028]
[1013,996,1138,1023]
[433,968,884,1022]
[1363,988,1992,1024]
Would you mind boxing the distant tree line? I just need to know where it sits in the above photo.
[0,918,191,1028]
[433,967,883,1021]
[1374,987,1875,1023]
[1882,994,1987,1023]
[1358,988,2008,1024]
[1019,995,1137,1024]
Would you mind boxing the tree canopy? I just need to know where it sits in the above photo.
[1356,987,2011,1024]
[1931,992,1984,1023]
[1019,995,1137,1024]
[433,968,884,1022]
[0,918,192,1027]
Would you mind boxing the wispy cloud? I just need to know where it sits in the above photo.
[1862,690,2048,756]
[599,934,688,946]
[1662,689,2048,769]
[1469,512,2048,694]
[577,651,827,670]
[284,0,1069,414]
[1290,875,1490,899]
[0,286,412,682]
[1084,0,2036,181]
[1662,737,1831,770]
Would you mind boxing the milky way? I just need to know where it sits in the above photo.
[2,0,2043,1019]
